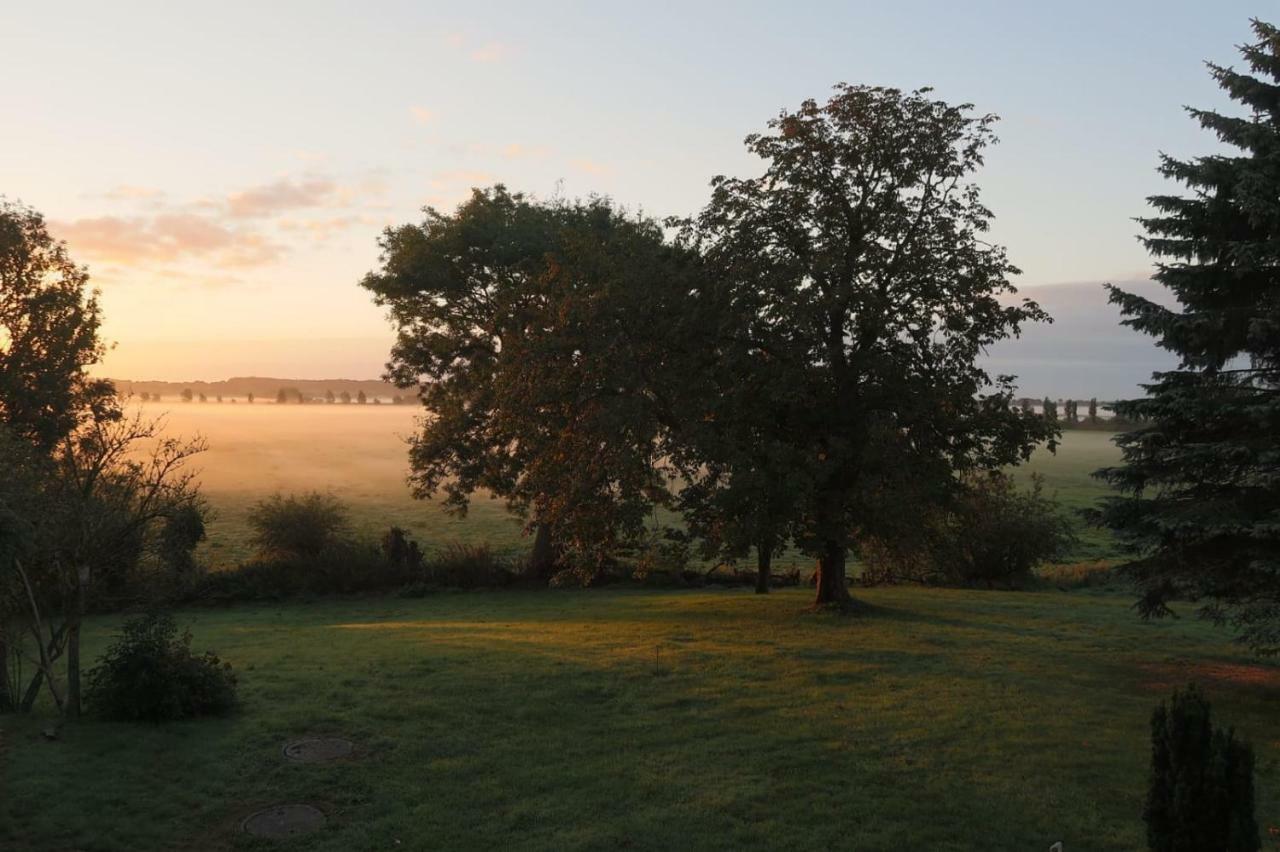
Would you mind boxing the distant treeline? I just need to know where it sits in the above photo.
[115,376,404,405]
[1015,397,1144,430]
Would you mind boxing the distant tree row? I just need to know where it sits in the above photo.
[129,388,410,406]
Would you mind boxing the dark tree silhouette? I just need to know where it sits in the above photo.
[0,200,115,450]
[362,187,697,578]
[681,86,1054,607]
[1097,20,1280,653]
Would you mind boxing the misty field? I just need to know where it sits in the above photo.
[4,586,1277,850]
[143,403,527,567]
[145,402,1125,570]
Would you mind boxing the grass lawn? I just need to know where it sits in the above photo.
[4,587,1277,850]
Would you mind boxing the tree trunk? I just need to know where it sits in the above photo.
[65,568,86,719]
[0,637,12,713]
[527,522,557,583]
[755,544,772,595]
[65,614,81,719]
[813,539,853,608]
[19,667,44,713]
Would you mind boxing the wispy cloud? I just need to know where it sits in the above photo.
[570,158,612,176]
[52,213,283,267]
[101,185,166,202]
[501,143,550,160]
[54,170,392,279]
[469,41,511,63]
[226,177,337,218]
[444,33,514,63]
[430,169,496,188]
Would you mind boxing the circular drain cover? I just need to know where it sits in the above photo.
[283,737,354,763]
[242,804,325,838]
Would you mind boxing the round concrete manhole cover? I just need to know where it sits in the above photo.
[283,737,354,763]
[242,804,326,838]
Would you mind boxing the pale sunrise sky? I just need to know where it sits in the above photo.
[0,1,1262,395]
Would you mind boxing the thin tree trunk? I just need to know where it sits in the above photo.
[14,558,65,713]
[0,636,12,713]
[527,522,557,583]
[19,667,45,713]
[755,543,772,595]
[813,539,852,608]
[65,613,81,719]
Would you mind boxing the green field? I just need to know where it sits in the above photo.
[4,416,1278,849]
[148,404,1124,570]
[4,587,1277,850]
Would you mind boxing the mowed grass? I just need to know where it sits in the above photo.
[4,587,1278,851]
[142,403,1125,569]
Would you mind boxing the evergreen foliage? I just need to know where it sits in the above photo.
[1097,21,1280,653]
[1144,685,1259,852]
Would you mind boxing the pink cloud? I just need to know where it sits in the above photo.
[51,213,283,267]
[470,42,511,63]
[570,158,612,176]
[226,177,336,218]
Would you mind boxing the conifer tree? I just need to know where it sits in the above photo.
[1097,20,1280,653]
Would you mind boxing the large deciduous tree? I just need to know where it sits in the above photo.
[0,200,115,450]
[1096,20,1280,654]
[361,187,699,578]
[684,85,1055,608]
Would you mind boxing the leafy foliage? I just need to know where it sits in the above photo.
[247,491,351,562]
[1144,685,1259,852]
[85,612,237,722]
[156,502,207,575]
[0,200,117,452]
[1096,21,1280,653]
[361,187,700,578]
[423,543,512,589]
[677,85,1057,606]
[860,473,1076,588]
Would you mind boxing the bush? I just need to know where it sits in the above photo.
[247,492,350,561]
[632,535,692,583]
[1036,560,1119,591]
[425,543,512,588]
[185,542,415,603]
[85,612,237,722]
[860,473,1076,589]
[1145,685,1259,851]
[157,503,207,574]
[381,526,424,572]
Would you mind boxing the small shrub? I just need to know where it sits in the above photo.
[425,543,512,588]
[186,541,418,603]
[247,491,350,561]
[157,503,207,574]
[632,535,692,583]
[381,526,424,572]
[861,473,1076,589]
[85,612,237,722]
[1145,685,1259,851]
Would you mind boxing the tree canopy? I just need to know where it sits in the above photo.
[362,187,701,576]
[0,200,115,451]
[678,84,1055,606]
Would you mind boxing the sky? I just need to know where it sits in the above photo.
[0,1,1264,396]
